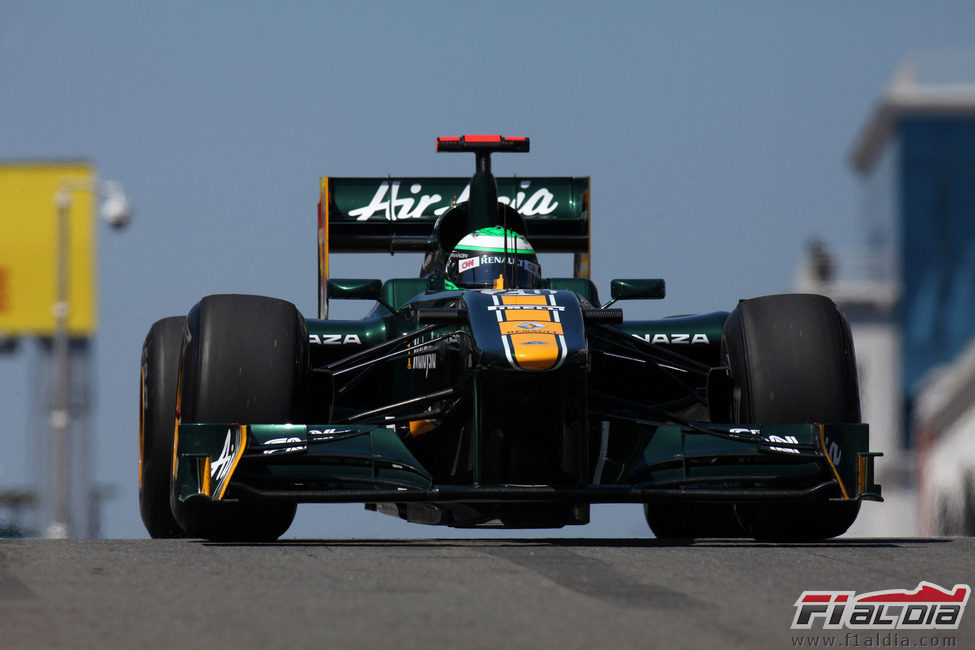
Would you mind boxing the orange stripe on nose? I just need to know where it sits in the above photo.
[509,334,561,370]
[502,295,548,305]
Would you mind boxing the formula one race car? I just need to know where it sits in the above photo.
[139,135,882,541]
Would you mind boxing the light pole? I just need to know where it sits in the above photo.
[46,179,131,539]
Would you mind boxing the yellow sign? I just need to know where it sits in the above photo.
[0,161,97,336]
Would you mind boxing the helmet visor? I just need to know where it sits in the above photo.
[454,254,540,288]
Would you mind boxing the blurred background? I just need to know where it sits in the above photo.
[2,1,975,539]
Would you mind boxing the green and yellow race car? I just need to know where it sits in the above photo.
[139,135,881,541]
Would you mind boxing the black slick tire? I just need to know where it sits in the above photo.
[722,293,861,541]
[139,316,188,538]
[172,294,306,542]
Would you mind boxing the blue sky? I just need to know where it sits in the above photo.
[2,1,975,538]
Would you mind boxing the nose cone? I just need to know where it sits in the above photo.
[495,299,566,371]
[464,290,587,372]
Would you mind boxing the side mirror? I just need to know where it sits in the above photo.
[327,278,383,301]
[610,278,666,301]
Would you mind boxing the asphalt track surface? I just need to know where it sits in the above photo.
[1,537,973,650]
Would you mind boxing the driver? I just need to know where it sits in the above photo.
[445,227,541,289]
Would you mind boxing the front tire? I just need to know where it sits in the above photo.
[722,293,861,541]
[172,294,306,541]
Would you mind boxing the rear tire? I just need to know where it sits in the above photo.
[722,294,861,541]
[140,317,187,538]
[172,294,306,541]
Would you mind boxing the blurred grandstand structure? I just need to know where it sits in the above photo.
[801,52,975,536]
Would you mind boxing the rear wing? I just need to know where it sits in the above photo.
[317,176,590,317]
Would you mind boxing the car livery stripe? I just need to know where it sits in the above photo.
[200,456,212,497]
[172,359,184,480]
[818,424,849,500]
[139,366,145,491]
[858,454,868,497]
[494,293,567,371]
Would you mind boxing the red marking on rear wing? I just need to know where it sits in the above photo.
[436,135,529,153]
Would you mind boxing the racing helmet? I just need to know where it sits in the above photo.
[446,227,541,289]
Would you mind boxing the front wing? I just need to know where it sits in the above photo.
[173,422,882,507]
